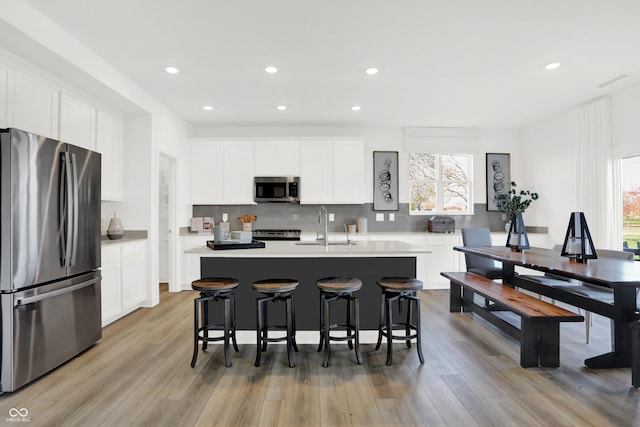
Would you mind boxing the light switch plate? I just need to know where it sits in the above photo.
[329,213,335,222]
[376,213,384,221]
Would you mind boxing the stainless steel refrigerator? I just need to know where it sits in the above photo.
[1,128,102,392]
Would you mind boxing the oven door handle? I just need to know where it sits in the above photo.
[15,279,98,306]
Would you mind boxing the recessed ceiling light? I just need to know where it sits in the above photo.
[265,66,278,74]
[277,105,287,111]
[544,62,560,70]
[165,66,179,74]
[365,68,379,75]
[202,105,213,111]
[352,106,361,111]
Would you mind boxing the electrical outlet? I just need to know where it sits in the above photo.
[376,213,384,221]
[389,213,395,221]
[328,213,335,222]
[501,213,507,221]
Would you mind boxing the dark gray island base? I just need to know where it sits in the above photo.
[200,256,417,330]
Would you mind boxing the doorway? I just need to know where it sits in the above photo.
[159,153,176,291]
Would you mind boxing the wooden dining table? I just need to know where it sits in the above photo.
[454,245,640,369]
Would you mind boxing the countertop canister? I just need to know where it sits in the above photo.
[357,216,368,234]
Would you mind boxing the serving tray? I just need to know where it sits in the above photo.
[206,240,266,250]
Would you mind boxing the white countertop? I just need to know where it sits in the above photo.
[185,240,430,258]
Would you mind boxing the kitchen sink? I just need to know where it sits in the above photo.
[292,241,356,246]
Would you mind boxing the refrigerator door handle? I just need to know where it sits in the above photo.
[70,152,79,266]
[15,278,98,306]
[59,152,73,267]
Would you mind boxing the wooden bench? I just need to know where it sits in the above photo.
[441,271,584,368]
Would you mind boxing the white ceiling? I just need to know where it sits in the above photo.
[21,0,640,129]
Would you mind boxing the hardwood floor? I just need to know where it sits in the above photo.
[1,286,639,426]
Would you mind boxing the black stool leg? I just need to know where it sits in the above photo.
[347,294,354,350]
[375,292,385,351]
[231,293,239,352]
[191,298,200,368]
[318,291,325,352]
[261,301,269,351]
[414,296,424,364]
[286,296,296,368]
[322,295,331,367]
[385,293,394,366]
[354,295,362,365]
[223,297,232,367]
[291,294,299,352]
[255,298,264,367]
[202,298,209,351]
[405,294,413,348]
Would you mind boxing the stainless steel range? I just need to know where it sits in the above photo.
[252,229,301,241]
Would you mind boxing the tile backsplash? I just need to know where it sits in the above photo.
[193,203,521,233]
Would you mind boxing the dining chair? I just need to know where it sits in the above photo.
[460,228,502,280]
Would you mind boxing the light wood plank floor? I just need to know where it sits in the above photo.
[1,286,639,426]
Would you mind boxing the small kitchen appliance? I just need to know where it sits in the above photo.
[254,176,300,203]
[427,215,455,233]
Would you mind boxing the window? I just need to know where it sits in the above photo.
[409,153,472,215]
[622,155,640,258]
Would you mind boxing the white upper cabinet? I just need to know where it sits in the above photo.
[191,138,365,205]
[300,139,365,204]
[333,140,365,204]
[254,140,300,176]
[0,65,8,128]
[96,110,124,201]
[191,140,254,204]
[12,71,59,138]
[59,92,96,150]
[299,141,333,203]
[191,140,223,204]
[222,141,254,203]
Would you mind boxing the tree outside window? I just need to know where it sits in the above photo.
[409,153,472,214]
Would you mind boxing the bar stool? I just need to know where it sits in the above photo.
[316,276,362,367]
[253,278,299,368]
[375,277,424,366]
[191,277,240,368]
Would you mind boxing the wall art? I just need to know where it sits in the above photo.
[373,151,399,211]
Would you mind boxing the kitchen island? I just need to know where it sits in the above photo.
[185,240,429,336]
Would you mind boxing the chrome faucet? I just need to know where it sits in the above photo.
[343,223,351,246]
[317,206,329,247]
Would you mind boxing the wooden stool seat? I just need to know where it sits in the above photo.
[375,276,424,366]
[377,277,423,292]
[192,277,240,293]
[252,278,299,294]
[317,276,363,293]
[191,278,240,368]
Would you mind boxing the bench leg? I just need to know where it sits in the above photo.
[632,324,640,387]
[449,281,462,312]
[521,320,560,368]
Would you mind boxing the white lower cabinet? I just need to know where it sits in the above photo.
[100,245,122,325]
[101,240,147,326]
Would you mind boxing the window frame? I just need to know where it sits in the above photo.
[408,152,474,216]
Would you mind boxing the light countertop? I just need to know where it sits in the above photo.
[185,239,429,258]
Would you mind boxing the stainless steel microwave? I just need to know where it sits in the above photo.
[254,176,300,203]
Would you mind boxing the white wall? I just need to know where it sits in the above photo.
[520,80,640,247]
[520,109,578,245]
